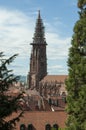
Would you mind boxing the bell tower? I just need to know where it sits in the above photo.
[27,11,47,89]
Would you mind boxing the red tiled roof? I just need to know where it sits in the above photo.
[41,75,68,83]
[6,111,67,130]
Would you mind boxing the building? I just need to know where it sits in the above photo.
[7,111,67,130]
[27,10,47,90]
[27,11,67,96]
[26,10,68,111]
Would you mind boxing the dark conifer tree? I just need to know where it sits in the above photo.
[0,52,23,130]
[66,0,86,130]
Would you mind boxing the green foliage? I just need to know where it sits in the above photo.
[58,128,69,130]
[66,1,86,130]
[0,52,23,130]
[51,127,56,130]
[78,0,86,8]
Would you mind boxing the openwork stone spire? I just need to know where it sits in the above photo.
[28,10,47,89]
[33,10,46,44]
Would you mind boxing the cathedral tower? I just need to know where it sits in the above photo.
[28,11,47,89]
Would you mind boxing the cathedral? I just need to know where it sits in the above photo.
[27,10,47,90]
[27,11,67,97]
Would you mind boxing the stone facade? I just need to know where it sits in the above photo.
[39,75,67,98]
[28,11,47,90]
[27,11,67,111]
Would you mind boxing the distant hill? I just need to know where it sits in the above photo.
[19,76,27,83]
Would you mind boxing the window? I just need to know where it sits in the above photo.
[20,124,26,130]
[45,124,51,130]
[53,124,59,130]
[48,98,51,105]
[62,96,67,103]
[55,100,58,106]
[62,92,66,96]
[28,124,33,130]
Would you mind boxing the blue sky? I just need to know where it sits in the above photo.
[0,0,79,76]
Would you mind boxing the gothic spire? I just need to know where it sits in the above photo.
[33,10,46,44]
[38,10,41,19]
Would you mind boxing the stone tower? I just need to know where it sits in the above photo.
[27,11,47,89]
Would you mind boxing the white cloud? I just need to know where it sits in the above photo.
[46,32,71,60]
[0,8,34,55]
[0,7,71,75]
[71,1,77,6]
[48,65,63,69]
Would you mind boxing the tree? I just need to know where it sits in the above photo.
[66,0,86,130]
[0,52,23,130]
